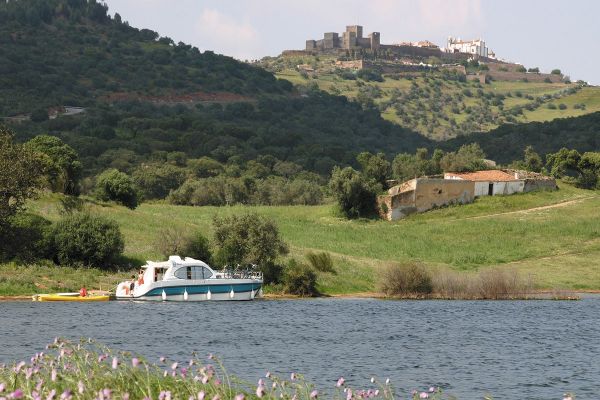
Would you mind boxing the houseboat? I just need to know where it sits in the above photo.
[115,256,263,301]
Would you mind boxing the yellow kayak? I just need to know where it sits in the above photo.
[33,293,110,302]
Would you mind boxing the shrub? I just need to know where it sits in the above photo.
[52,213,124,268]
[261,261,285,285]
[379,262,433,297]
[516,66,527,73]
[432,268,534,299]
[329,166,378,219]
[305,252,336,274]
[155,226,189,258]
[283,259,318,296]
[0,213,53,262]
[182,230,212,264]
[212,213,288,267]
[558,103,567,110]
[96,169,139,209]
[547,103,557,110]
[551,69,561,75]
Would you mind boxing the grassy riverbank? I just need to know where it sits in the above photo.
[0,338,446,400]
[2,182,599,296]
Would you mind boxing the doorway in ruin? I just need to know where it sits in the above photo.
[488,183,494,196]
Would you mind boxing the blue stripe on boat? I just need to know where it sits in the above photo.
[143,283,262,297]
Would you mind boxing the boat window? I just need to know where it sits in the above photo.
[174,267,188,280]
[174,266,213,279]
[201,267,213,279]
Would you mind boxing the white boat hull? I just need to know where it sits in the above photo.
[116,280,262,301]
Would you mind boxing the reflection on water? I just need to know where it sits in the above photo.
[1,298,599,399]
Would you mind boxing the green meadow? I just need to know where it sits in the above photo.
[2,181,596,296]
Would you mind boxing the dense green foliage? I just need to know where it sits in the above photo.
[329,166,379,219]
[0,0,290,116]
[2,0,428,178]
[446,112,600,164]
[0,127,43,230]
[52,212,124,267]
[546,148,600,189]
[0,213,53,262]
[282,259,319,296]
[212,213,288,268]
[24,135,81,194]
[95,169,139,209]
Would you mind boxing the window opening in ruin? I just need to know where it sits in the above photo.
[488,183,494,196]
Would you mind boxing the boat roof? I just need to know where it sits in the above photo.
[142,256,212,269]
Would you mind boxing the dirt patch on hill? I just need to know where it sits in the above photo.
[103,91,255,105]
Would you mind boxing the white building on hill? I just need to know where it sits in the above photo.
[447,37,489,58]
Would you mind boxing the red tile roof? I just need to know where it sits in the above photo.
[445,170,517,182]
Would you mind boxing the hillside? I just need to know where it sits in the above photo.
[9,183,599,295]
[259,54,600,141]
[0,0,429,176]
[445,111,600,164]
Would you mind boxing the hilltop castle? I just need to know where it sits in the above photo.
[306,25,380,52]
[302,25,497,60]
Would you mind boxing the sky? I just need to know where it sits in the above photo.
[105,0,599,84]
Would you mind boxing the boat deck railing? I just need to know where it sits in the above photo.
[217,267,263,280]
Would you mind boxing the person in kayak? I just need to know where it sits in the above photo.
[79,287,87,297]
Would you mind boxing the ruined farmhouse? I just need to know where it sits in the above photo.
[378,170,557,221]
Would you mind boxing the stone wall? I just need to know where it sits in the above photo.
[379,178,475,221]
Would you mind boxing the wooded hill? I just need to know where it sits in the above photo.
[261,54,600,141]
[1,0,598,176]
[0,0,428,176]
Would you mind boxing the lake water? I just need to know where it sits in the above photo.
[1,298,599,399]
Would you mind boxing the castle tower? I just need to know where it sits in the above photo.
[369,32,380,50]
[346,25,363,39]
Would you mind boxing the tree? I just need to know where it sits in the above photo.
[24,135,82,195]
[523,146,543,172]
[440,143,487,172]
[95,169,139,209]
[283,259,318,296]
[132,163,186,200]
[212,213,288,268]
[551,69,561,75]
[545,148,581,178]
[356,152,391,187]
[0,128,43,231]
[52,213,124,268]
[329,166,378,219]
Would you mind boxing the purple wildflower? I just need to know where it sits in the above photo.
[171,362,178,370]
[310,390,318,399]
[112,357,119,370]
[336,377,345,387]
[51,369,57,382]
[60,390,72,400]
[122,394,129,400]
[10,389,24,399]
[132,358,140,368]
[159,357,166,363]
[234,395,245,400]
[0,383,5,392]
[258,379,265,386]
[197,391,205,400]
[211,396,219,400]
[47,389,56,400]
[419,392,429,399]
[346,389,353,400]
[256,385,266,398]
[77,381,85,394]
[428,387,435,393]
